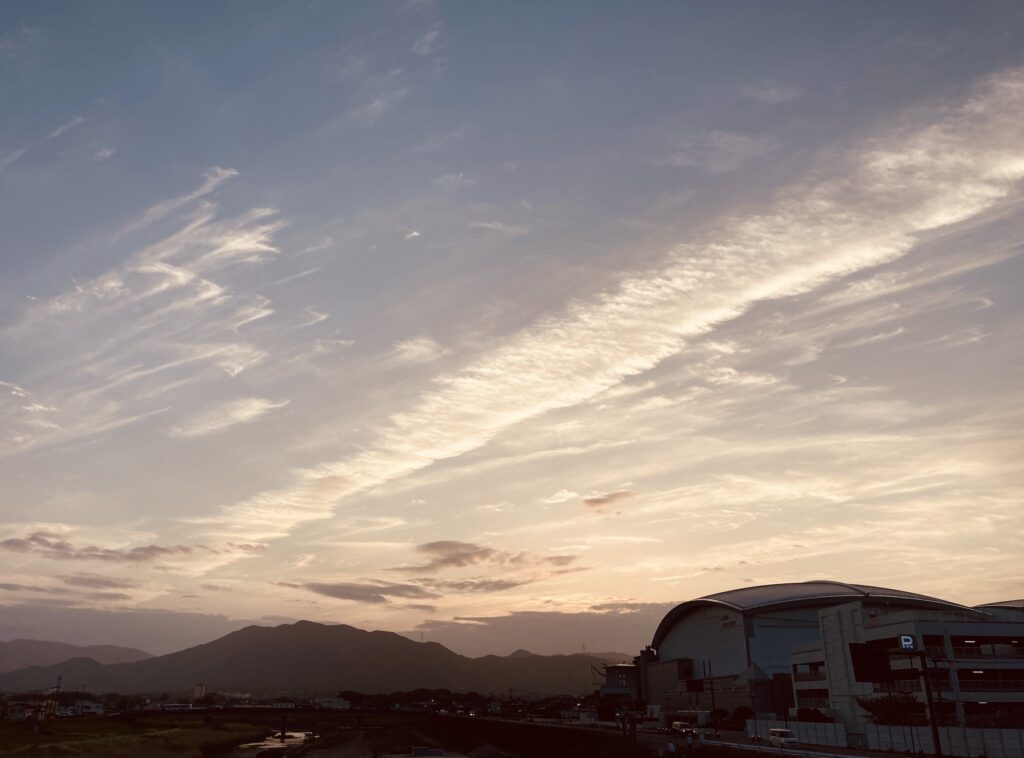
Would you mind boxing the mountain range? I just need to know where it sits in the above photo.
[0,621,628,696]
[0,639,152,673]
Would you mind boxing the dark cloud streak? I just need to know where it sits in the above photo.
[61,574,138,589]
[391,540,579,575]
[401,541,497,572]
[0,532,193,563]
[582,490,634,508]
[0,582,70,594]
[0,583,131,602]
[284,580,441,604]
[429,578,529,593]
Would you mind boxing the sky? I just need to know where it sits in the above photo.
[1,1,1023,657]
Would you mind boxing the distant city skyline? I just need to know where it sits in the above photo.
[1,1,1022,656]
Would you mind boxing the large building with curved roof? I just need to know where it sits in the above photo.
[633,581,1024,741]
[975,599,1024,622]
[652,581,970,650]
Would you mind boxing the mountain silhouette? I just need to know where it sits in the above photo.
[0,639,152,673]
[0,621,624,696]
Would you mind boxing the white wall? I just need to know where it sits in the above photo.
[867,724,1024,758]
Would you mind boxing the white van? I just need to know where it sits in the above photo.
[767,728,797,748]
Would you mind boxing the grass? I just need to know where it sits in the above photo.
[310,713,443,755]
[0,716,265,757]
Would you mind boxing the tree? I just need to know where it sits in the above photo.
[796,707,832,723]
[855,694,924,725]
[730,705,754,730]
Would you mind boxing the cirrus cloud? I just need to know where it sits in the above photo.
[170,397,290,438]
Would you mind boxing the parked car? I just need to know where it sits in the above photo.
[767,728,798,748]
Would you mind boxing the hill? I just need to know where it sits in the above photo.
[0,621,620,696]
[0,639,152,673]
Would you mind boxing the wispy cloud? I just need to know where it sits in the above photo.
[408,122,476,154]
[541,489,579,504]
[233,296,275,329]
[298,306,329,327]
[207,66,1024,547]
[0,146,30,173]
[350,87,410,124]
[47,115,83,140]
[0,380,30,398]
[411,24,443,55]
[170,397,290,438]
[403,603,437,613]
[0,26,42,61]
[469,221,530,236]
[0,167,296,460]
[834,326,906,350]
[1,113,87,173]
[399,0,435,13]
[917,327,989,351]
[390,335,446,364]
[428,578,529,593]
[741,80,802,105]
[662,130,778,173]
[112,165,238,242]
[93,147,116,162]
[436,172,475,188]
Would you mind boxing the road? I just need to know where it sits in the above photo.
[641,736,878,758]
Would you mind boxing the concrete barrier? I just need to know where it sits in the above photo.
[866,723,1024,758]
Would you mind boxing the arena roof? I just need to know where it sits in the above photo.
[976,599,1024,609]
[651,580,971,649]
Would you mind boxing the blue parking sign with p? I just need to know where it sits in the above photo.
[899,635,916,651]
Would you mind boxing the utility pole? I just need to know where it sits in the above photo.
[915,650,943,758]
[704,661,718,728]
[750,692,759,740]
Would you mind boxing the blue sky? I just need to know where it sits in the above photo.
[1,1,1023,655]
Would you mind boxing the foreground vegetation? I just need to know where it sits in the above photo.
[0,711,781,758]
[0,716,264,757]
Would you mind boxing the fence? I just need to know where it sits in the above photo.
[867,724,1024,758]
[746,719,848,747]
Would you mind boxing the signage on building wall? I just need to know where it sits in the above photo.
[898,635,916,651]
[720,614,737,631]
